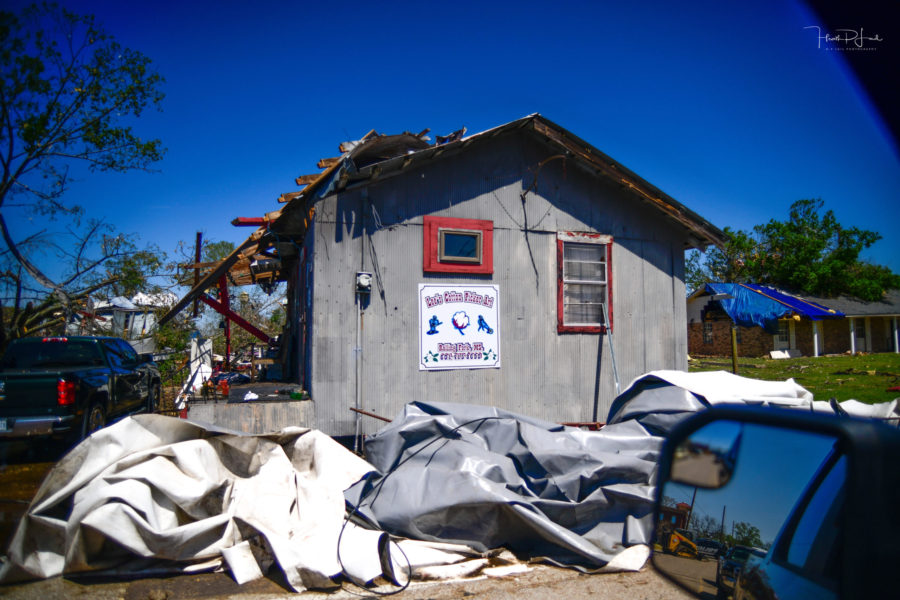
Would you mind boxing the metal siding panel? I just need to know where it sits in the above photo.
[671,243,689,370]
[607,238,646,407]
[641,239,675,372]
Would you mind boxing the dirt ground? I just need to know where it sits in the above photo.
[0,562,694,600]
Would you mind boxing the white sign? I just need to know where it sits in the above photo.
[419,284,500,370]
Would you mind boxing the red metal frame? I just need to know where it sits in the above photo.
[423,216,493,274]
[199,294,270,344]
[200,277,271,357]
[556,235,613,334]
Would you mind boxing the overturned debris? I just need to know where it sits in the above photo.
[3,370,896,593]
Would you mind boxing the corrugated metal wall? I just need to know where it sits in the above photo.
[307,131,688,436]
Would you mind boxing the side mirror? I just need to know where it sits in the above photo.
[652,406,900,600]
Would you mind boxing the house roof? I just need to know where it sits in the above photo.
[801,289,900,317]
[267,114,727,251]
[692,283,900,328]
[160,115,726,327]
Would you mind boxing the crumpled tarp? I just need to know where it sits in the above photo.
[704,283,791,332]
[0,415,404,590]
[5,371,895,588]
[343,370,898,572]
[608,370,899,431]
[702,283,844,333]
[344,400,663,571]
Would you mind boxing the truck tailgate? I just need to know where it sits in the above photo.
[0,371,64,415]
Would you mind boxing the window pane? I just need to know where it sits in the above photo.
[443,232,477,258]
[564,259,606,282]
[563,243,604,262]
[777,322,790,343]
[564,302,603,324]
[786,454,846,573]
[563,243,606,282]
[439,229,481,263]
[563,283,607,325]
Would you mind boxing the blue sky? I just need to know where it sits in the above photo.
[668,422,836,545]
[7,0,899,284]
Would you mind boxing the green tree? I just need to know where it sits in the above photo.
[0,2,164,303]
[687,199,899,300]
[727,521,763,548]
[203,240,235,263]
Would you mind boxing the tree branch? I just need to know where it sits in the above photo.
[0,211,68,304]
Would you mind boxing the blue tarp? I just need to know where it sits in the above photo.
[702,283,844,333]
[740,284,843,321]
[704,283,789,332]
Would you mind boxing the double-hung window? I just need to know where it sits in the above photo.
[557,232,612,333]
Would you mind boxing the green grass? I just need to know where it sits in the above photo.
[688,353,900,405]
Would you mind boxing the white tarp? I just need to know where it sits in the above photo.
[0,416,393,590]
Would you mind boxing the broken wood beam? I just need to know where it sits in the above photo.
[350,406,392,422]
[295,174,321,186]
[231,217,267,227]
[278,191,304,203]
[317,157,340,168]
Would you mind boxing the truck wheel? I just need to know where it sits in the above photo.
[83,404,106,439]
[147,383,160,413]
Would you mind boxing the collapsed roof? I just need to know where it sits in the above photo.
[160,114,726,327]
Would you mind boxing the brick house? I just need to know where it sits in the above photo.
[688,284,900,357]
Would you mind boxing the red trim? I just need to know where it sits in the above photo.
[423,216,493,274]
[231,217,266,227]
[556,235,613,334]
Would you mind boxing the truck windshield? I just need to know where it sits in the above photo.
[0,339,105,369]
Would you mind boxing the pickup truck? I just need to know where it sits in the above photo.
[0,336,160,446]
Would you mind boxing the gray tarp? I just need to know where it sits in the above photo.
[344,401,662,570]
[343,370,897,571]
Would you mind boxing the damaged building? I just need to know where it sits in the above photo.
[161,114,725,436]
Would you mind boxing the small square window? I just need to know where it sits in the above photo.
[423,216,493,274]
[439,229,482,263]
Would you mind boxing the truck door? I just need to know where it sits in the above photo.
[102,340,143,413]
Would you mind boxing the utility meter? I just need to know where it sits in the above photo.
[356,272,373,293]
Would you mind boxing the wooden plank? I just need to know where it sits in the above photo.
[295,174,321,186]
[179,260,222,270]
[278,191,304,203]
[339,129,377,152]
[317,157,340,168]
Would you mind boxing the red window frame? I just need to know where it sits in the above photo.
[557,232,613,333]
[423,216,493,274]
